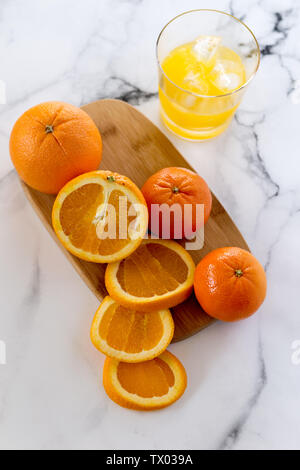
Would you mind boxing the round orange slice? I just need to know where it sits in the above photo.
[52,171,148,263]
[103,350,187,410]
[105,239,195,312]
[91,297,174,363]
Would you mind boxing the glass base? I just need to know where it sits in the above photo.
[160,108,232,141]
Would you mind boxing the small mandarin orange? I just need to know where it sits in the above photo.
[194,247,267,322]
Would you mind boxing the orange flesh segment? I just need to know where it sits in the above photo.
[98,303,117,338]
[147,244,188,283]
[100,305,164,354]
[59,184,138,255]
[117,358,175,398]
[116,243,188,297]
[59,183,103,248]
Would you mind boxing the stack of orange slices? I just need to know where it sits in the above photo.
[52,170,195,410]
[91,298,187,411]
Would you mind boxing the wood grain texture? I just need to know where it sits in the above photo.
[21,99,249,342]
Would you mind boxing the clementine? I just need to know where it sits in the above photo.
[194,247,267,322]
[10,101,102,194]
[141,167,212,239]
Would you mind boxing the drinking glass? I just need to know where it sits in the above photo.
[156,9,260,140]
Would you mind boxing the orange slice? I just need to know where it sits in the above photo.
[105,239,195,312]
[52,171,148,263]
[91,297,174,363]
[103,350,187,410]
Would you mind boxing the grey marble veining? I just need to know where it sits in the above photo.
[0,0,300,450]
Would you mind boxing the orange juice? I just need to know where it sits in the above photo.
[159,36,247,140]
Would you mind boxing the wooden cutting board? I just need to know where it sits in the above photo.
[21,99,249,342]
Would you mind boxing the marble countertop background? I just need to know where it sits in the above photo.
[0,0,300,450]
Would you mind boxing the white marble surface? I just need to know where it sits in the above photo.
[0,0,300,451]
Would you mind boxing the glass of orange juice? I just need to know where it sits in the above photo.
[156,9,260,140]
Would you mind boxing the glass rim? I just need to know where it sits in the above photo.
[156,9,261,99]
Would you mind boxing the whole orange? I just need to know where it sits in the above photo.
[10,101,102,194]
[141,167,212,239]
[194,247,267,322]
